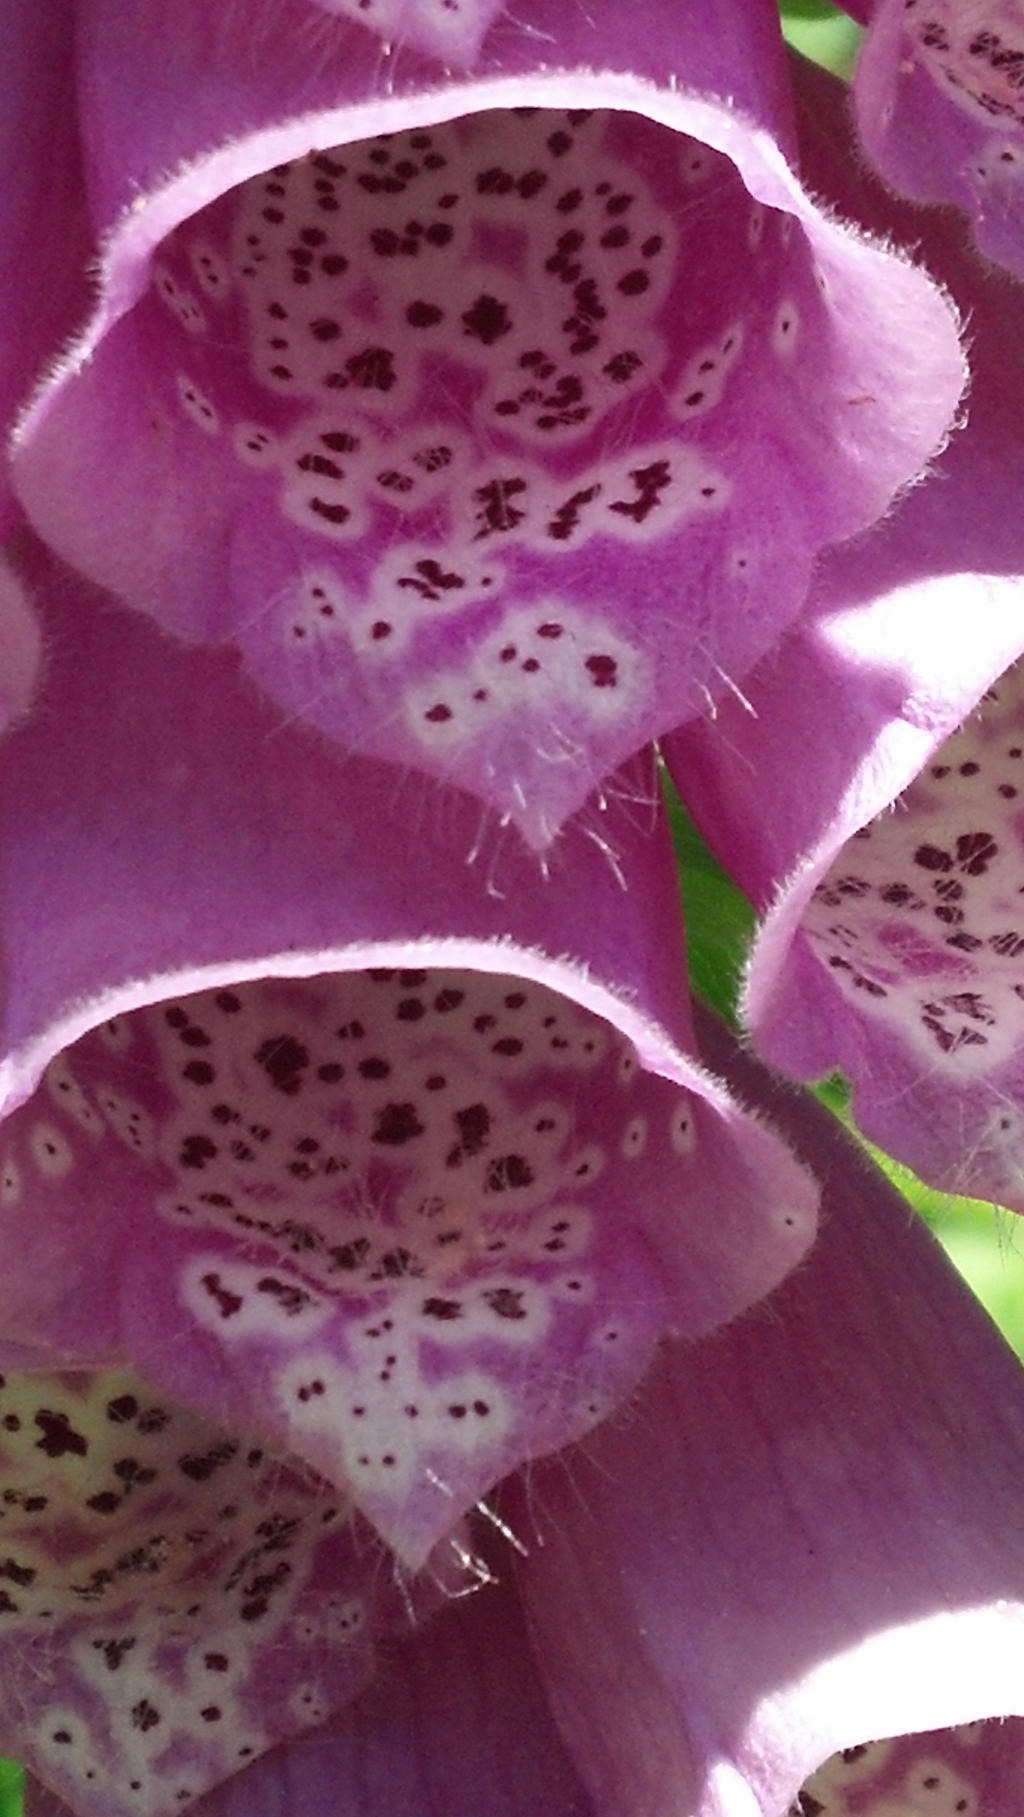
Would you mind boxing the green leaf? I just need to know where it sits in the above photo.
[0,1761,23,1817]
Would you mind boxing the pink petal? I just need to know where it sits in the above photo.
[0,542,816,1565]
[11,0,964,843]
[513,1012,1024,1817]
[189,1559,592,1817]
[849,0,1024,279]
[665,56,1024,1202]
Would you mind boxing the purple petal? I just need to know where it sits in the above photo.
[513,1013,1024,1816]
[666,57,1024,1203]
[0,544,816,1565]
[11,0,964,843]
[0,551,41,732]
[0,0,92,539]
[303,0,507,67]
[0,1365,399,1817]
[789,663,1024,1208]
[850,0,1024,279]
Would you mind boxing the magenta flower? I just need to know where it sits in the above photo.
[5,1005,1024,1816]
[667,54,1024,1209]
[5,11,1024,1817]
[0,540,824,1811]
[8,0,968,846]
[839,0,1024,279]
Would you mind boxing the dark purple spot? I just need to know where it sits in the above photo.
[372,1102,425,1146]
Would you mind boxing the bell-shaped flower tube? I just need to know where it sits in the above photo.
[512,1011,1024,1817]
[840,0,1024,280]
[0,536,816,1587]
[11,1018,1024,1817]
[665,54,1024,1208]
[9,0,965,846]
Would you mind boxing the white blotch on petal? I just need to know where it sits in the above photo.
[153,265,208,335]
[233,422,279,468]
[669,1099,697,1156]
[771,300,799,358]
[672,326,745,423]
[97,1089,155,1158]
[176,374,221,435]
[565,1144,605,1187]
[45,1060,104,1137]
[0,1157,21,1208]
[98,1016,132,1053]
[189,240,231,301]
[406,602,645,753]
[620,1114,648,1160]
[182,1257,333,1339]
[29,1122,74,1180]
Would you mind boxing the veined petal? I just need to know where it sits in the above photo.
[11,0,964,844]
[512,1013,1024,1817]
[0,1364,410,1817]
[0,544,816,1567]
[846,0,1024,279]
[665,56,1024,1200]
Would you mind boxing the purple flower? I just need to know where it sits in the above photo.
[8,0,968,846]
[5,12,1024,1816]
[667,53,1024,1210]
[5,1012,1024,1816]
[840,0,1024,279]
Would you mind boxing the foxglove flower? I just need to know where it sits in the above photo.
[0,537,821,1812]
[840,0,1024,279]
[667,55,1024,1208]
[8,0,967,846]
[8,1018,1024,1816]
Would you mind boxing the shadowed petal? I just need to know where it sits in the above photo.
[846,0,1024,279]
[512,1012,1024,1817]
[0,1366,406,1817]
[0,552,41,732]
[665,55,1024,1204]
[11,0,964,843]
[0,544,816,1565]
[0,0,92,540]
